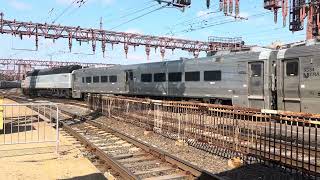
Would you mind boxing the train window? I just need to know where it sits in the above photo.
[129,72,133,80]
[141,74,152,82]
[82,77,85,83]
[101,76,108,83]
[93,76,100,83]
[204,71,221,81]
[185,71,200,81]
[154,73,166,82]
[109,75,117,83]
[169,72,182,82]
[251,64,262,77]
[286,61,299,76]
[86,77,92,83]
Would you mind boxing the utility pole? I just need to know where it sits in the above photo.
[100,17,103,30]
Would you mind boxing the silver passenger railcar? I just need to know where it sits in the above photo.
[276,44,320,113]
[72,48,277,110]
[24,43,320,114]
[72,65,130,99]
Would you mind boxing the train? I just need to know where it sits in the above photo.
[0,80,21,89]
[22,43,320,114]
[22,65,82,98]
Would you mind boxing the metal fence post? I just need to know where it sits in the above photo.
[56,105,59,154]
[178,107,181,140]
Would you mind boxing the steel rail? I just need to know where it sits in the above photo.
[61,121,138,180]
[58,108,223,179]
[87,120,220,179]
[27,97,223,180]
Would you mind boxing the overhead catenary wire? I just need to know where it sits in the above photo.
[52,0,89,24]
[103,0,155,17]
[171,9,221,27]
[43,8,55,24]
[110,4,168,30]
[107,3,159,23]
[52,0,77,24]
[169,12,272,35]
[60,0,90,23]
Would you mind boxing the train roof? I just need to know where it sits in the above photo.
[26,65,82,76]
[74,48,274,72]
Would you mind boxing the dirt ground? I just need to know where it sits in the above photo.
[0,98,102,180]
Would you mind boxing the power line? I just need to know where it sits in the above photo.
[52,0,88,24]
[110,4,168,30]
[170,12,271,35]
[103,0,154,17]
[52,0,77,23]
[60,0,90,23]
[171,9,221,27]
[107,3,159,23]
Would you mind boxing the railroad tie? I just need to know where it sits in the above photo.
[118,156,155,164]
[133,166,175,176]
[142,173,188,180]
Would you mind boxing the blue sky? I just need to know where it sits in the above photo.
[0,0,306,65]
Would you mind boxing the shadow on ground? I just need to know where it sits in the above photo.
[216,163,311,180]
[59,173,106,180]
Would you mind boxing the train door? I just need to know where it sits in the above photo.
[248,62,265,108]
[282,59,301,112]
[125,70,134,93]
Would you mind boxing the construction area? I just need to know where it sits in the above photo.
[1,0,320,180]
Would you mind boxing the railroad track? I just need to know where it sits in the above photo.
[6,95,88,108]
[6,95,222,180]
[6,94,320,178]
[89,96,320,178]
[59,109,222,180]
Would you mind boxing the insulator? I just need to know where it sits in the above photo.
[229,0,233,14]
[0,12,3,33]
[206,0,210,9]
[282,0,288,27]
[92,41,96,54]
[28,22,32,38]
[193,51,199,58]
[19,33,23,40]
[68,32,72,52]
[235,0,239,16]
[35,25,39,51]
[317,13,320,29]
[219,0,223,11]
[160,48,165,60]
[223,0,228,15]
[101,41,106,57]
[145,46,151,60]
[274,9,278,24]
[124,44,129,59]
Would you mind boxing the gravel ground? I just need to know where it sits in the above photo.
[58,103,90,116]
[93,116,301,180]
[94,116,232,174]
[56,103,302,179]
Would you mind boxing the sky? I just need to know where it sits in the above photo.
[0,0,307,66]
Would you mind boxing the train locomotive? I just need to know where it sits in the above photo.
[22,65,82,98]
[0,80,21,89]
[22,43,320,114]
